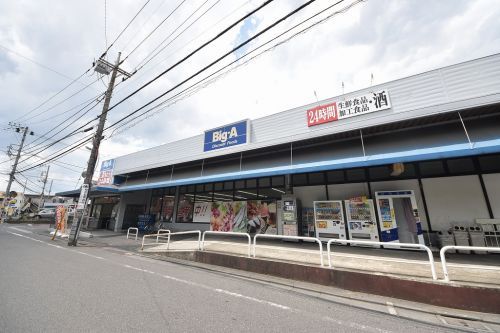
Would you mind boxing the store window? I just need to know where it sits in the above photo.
[161,188,175,222]
[176,194,194,222]
[246,178,257,188]
[271,176,284,187]
[258,177,271,188]
[150,189,163,222]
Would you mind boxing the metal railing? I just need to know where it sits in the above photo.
[253,234,324,267]
[165,230,202,250]
[327,239,437,280]
[126,227,138,240]
[201,231,252,257]
[141,233,172,250]
[156,229,171,242]
[440,245,500,282]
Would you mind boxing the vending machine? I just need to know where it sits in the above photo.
[375,190,424,245]
[277,196,299,236]
[344,198,379,247]
[313,200,346,243]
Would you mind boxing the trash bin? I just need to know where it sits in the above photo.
[437,230,455,253]
[468,226,486,254]
[452,225,470,254]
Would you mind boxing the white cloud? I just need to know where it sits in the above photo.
[1,0,499,194]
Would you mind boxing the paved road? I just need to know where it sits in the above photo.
[0,224,460,333]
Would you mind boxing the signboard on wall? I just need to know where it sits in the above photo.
[307,90,391,127]
[76,184,89,210]
[97,159,115,185]
[203,120,249,152]
[193,202,211,223]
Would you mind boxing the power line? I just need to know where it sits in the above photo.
[23,95,102,153]
[110,0,361,136]
[109,0,275,113]
[0,44,89,83]
[106,0,316,131]
[102,0,151,56]
[135,0,218,71]
[19,76,101,123]
[122,0,188,62]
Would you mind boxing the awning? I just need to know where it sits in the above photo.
[55,186,119,198]
[97,138,500,193]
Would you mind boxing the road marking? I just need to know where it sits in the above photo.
[214,288,291,310]
[386,302,397,316]
[322,315,393,333]
[8,226,32,234]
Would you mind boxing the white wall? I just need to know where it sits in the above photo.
[483,173,500,218]
[370,179,429,229]
[327,183,369,200]
[422,175,490,231]
[293,185,327,209]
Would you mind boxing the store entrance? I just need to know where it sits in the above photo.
[392,198,418,244]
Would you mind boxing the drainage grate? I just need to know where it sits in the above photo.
[438,315,493,332]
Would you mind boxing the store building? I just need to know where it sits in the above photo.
[58,54,500,246]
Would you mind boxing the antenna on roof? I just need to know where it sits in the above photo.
[341,81,345,95]
[370,73,374,86]
[313,90,319,103]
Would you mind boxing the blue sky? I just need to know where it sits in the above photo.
[0,0,499,195]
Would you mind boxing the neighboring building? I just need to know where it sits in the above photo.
[57,54,500,247]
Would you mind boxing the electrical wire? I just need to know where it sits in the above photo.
[122,0,188,62]
[134,0,218,71]
[109,0,361,136]
[102,0,151,56]
[106,0,316,131]
[109,0,275,112]
[19,76,101,123]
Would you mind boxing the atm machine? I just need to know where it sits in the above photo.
[277,196,299,237]
[375,190,424,245]
[313,200,346,243]
[344,197,379,248]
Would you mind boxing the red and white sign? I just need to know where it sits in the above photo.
[307,90,391,127]
[307,102,338,127]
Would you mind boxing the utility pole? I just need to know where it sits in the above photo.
[69,52,128,246]
[5,126,30,196]
[47,179,53,197]
[39,165,50,209]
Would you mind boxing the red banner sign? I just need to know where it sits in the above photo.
[307,102,338,127]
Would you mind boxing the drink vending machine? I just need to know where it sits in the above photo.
[313,200,346,243]
[277,196,299,236]
[375,190,425,245]
[344,197,379,248]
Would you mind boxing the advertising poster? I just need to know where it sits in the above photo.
[97,159,115,185]
[247,200,277,235]
[176,195,194,223]
[161,196,175,222]
[210,201,247,232]
[193,202,211,223]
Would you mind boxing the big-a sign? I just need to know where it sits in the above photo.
[97,159,115,185]
[204,120,249,152]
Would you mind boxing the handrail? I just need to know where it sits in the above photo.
[202,231,252,257]
[141,233,171,250]
[327,239,437,281]
[156,229,171,242]
[440,245,500,282]
[127,227,138,240]
[253,234,324,267]
[166,230,202,250]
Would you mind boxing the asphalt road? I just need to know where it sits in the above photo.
[0,224,459,333]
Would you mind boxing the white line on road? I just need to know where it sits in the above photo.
[8,226,32,234]
[6,230,393,332]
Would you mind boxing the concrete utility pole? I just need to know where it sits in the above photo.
[5,126,29,196]
[68,52,123,246]
[38,165,50,209]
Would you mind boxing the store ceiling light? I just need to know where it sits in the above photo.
[271,187,285,194]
